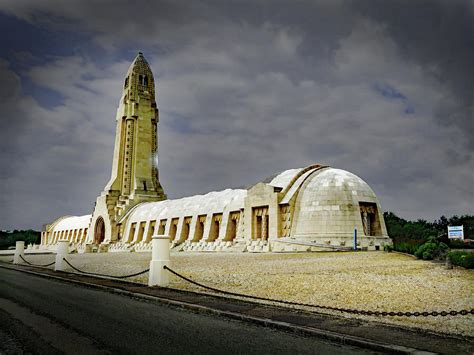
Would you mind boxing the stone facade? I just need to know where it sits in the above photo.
[41,53,392,253]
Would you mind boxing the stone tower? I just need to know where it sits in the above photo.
[87,52,166,245]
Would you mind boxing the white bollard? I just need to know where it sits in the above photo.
[148,235,171,287]
[55,240,69,271]
[13,241,25,264]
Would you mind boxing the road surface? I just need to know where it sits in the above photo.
[0,267,371,354]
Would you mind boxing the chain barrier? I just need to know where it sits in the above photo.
[19,254,55,267]
[63,258,149,279]
[164,265,473,318]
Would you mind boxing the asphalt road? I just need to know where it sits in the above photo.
[0,267,372,354]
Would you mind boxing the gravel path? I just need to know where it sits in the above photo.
[2,251,473,337]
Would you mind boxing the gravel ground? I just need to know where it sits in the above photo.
[2,251,473,337]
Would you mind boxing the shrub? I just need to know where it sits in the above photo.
[448,251,474,269]
[448,239,474,249]
[415,242,434,259]
[393,241,422,255]
[414,241,448,260]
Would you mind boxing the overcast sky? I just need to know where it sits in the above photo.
[0,0,472,230]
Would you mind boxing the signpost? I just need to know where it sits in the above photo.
[354,228,357,250]
[448,225,464,240]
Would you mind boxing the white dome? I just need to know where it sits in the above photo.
[267,168,303,190]
[53,214,91,232]
[291,168,385,239]
[127,188,246,223]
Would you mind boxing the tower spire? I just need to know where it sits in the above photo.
[123,51,156,103]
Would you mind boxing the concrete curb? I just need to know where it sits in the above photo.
[0,263,434,354]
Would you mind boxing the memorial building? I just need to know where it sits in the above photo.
[40,53,391,253]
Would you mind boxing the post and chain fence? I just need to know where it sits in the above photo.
[20,254,55,267]
[63,258,149,279]
[7,255,473,318]
[163,265,474,318]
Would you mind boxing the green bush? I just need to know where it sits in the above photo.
[393,241,421,255]
[414,242,434,259]
[448,239,474,249]
[414,240,448,260]
[448,251,474,269]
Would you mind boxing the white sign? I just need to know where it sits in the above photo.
[448,225,464,239]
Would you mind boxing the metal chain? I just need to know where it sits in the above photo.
[163,265,474,317]
[63,258,149,279]
[19,254,55,267]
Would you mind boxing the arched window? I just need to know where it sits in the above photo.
[124,76,129,88]
[137,75,148,86]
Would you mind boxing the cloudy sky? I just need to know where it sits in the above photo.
[0,0,472,230]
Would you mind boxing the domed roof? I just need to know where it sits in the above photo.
[127,188,247,223]
[300,168,378,203]
[291,167,383,239]
[266,168,303,190]
[260,164,328,194]
[53,214,91,232]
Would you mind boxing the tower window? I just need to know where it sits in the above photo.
[138,75,148,86]
[124,76,129,88]
[143,181,147,191]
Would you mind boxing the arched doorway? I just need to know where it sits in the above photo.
[94,217,105,244]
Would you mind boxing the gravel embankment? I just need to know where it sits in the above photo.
[2,251,473,336]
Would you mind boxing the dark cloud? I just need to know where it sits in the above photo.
[0,1,472,229]
[353,0,474,144]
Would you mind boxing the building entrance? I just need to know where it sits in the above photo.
[94,217,105,244]
[252,206,269,240]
